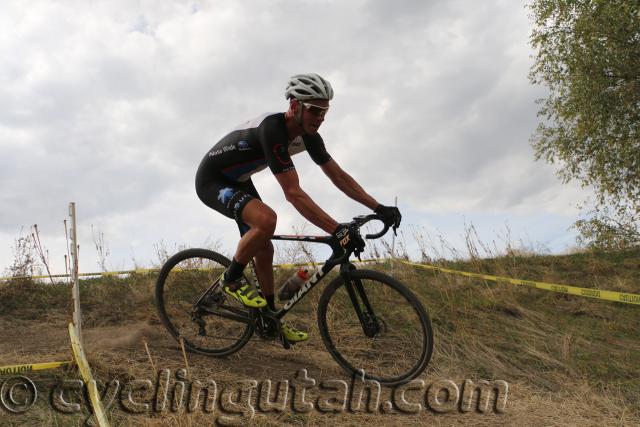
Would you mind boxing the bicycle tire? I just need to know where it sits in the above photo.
[317,269,434,386]
[155,248,255,356]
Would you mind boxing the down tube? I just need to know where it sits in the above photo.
[276,263,335,319]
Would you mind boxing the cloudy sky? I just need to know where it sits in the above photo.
[0,0,591,275]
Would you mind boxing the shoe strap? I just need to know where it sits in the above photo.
[238,285,261,300]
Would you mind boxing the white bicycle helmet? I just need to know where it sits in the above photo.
[285,73,334,101]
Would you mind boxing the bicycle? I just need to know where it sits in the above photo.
[155,214,434,386]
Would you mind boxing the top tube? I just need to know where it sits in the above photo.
[269,213,390,269]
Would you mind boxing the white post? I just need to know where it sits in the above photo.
[67,202,110,426]
[69,202,82,339]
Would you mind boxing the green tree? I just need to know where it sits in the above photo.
[528,0,640,249]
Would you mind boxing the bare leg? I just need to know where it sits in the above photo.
[252,241,275,296]
[234,200,307,339]
[234,199,276,296]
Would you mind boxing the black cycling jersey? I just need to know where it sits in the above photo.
[195,112,332,235]
[196,112,331,184]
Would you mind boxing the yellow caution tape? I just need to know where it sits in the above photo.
[69,323,110,427]
[0,259,382,282]
[400,260,640,306]
[0,270,157,281]
[0,361,72,376]
[8,257,635,305]
[0,272,71,281]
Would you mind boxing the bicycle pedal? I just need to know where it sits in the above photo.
[280,336,292,350]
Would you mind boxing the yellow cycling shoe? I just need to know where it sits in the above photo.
[281,324,309,342]
[220,273,267,308]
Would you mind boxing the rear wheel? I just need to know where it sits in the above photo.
[155,248,255,356]
[318,269,433,386]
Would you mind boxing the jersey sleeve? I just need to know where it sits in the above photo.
[303,133,332,165]
[257,114,297,175]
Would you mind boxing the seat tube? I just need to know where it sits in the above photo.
[247,259,261,290]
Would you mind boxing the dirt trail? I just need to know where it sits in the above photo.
[5,317,631,427]
[1,277,637,426]
[0,313,345,382]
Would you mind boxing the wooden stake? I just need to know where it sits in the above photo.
[179,337,189,377]
[142,338,156,372]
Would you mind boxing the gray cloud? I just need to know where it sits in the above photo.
[0,0,589,271]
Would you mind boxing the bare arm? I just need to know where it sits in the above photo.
[274,169,338,234]
[320,159,379,210]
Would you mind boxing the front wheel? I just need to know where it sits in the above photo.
[318,269,434,386]
[155,248,255,356]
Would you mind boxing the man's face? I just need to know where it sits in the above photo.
[298,99,329,134]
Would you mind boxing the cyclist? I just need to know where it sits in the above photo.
[195,73,401,343]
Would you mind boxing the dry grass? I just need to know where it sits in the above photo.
[1,245,639,426]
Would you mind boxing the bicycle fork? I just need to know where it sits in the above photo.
[340,265,382,337]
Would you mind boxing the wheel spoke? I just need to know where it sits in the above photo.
[155,249,254,356]
[318,269,433,385]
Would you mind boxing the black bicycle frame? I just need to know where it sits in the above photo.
[246,234,352,320]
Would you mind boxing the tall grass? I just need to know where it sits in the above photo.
[1,225,638,425]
